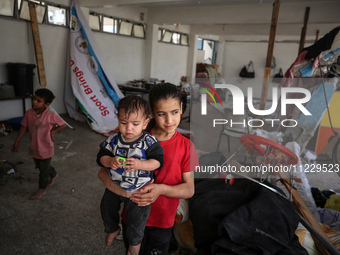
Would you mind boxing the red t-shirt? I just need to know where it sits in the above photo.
[21,108,65,159]
[123,130,198,229]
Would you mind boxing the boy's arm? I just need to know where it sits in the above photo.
[51,123,67,133]
[131,140,197,206]
[124,158,160,172]
[98,167,132,198]
[131,172,194,206]
[50,124,67,142]
[11,126,27,152]
[161,172,194,198]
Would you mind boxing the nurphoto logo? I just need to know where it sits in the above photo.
[200,84,312,128]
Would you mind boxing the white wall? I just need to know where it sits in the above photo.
[0,18,69,120]
[0,19,36,83]
[153,42,189,85]
[0,13,187,121]
[0,15,147,120]
[1,1,339,121]
[222,41,301,100]
[94,32,146,84]
[147,23,190,85]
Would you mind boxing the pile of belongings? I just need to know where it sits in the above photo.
[281,26,340,85]
[189,178,309,255]
[277,26,340,119]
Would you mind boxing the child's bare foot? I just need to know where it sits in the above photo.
[128,244,141,255]
[31,189,46,200]
[105,228,120,248]
[48,173,58,187]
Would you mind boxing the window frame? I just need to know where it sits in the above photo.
[172,32,180,44]
[181,34,189,46]
[198,38,216,64]
[88,11,146,40]
[89,11,101,31]
[14,0,69,27]
[161,30,173,43]
[158,28,189,46]
[197,38,204,50]
[0,0,16,18]
[46,4,68,27]
[102,15,117,34]
[19,0,46,23]
[118,20,133,36]
[132,23,145,39]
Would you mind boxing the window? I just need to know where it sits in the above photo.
[197,38,203,50]
[88,11,146,39]
[19,0,46,23]
[89,13,101,31]
[158,29,162,41]
[103,16,116,33]
[119,20,133,36]
[181,34,188,46]
[47,5,66,26]
[198,38,216,64]
[162,31,172,43]
[15,0,69,26]
[172,32,180,44]
[158,29,189,46]
[0,0,15,17]
[133,24,145,38]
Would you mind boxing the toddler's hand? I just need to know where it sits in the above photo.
[124,158,141,172]
[109,157,125,170]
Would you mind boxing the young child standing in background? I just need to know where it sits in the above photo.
[11,88,66,200]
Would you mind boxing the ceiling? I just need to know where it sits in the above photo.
[78,0,331,9]
[77,0,340,37]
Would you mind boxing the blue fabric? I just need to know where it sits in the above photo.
[299,63,314,77]
[324,48,340,60]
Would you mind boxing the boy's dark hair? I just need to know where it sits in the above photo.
[35,88,55,104]
[117,95,150,118]
[148,83,181,111]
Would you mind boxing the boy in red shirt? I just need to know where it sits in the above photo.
[12,88,66,200]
